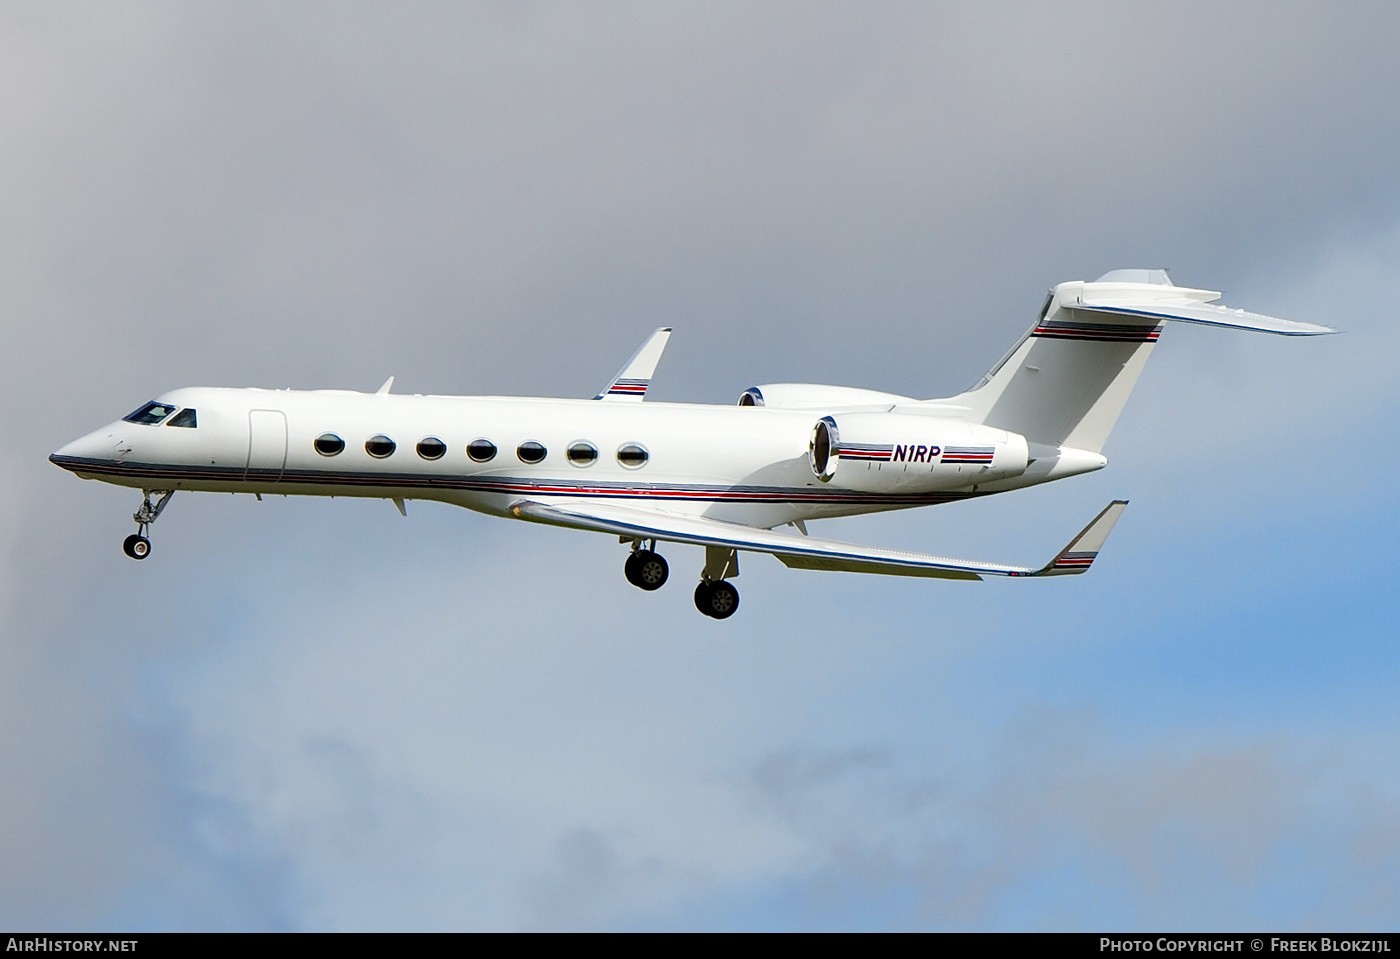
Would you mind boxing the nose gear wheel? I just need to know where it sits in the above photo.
[123,490,173,560]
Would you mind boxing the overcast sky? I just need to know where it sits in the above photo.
[4,1,1400,930]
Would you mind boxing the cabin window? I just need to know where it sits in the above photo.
[314,433,345,456]
[467,439,497,463]
[617,443,649,468]
[123,401,177,425]
[517,441,547,464]
[566,442,598,467]
[416,437,447,460]
[365,435,396,458]
[167,408,197,428]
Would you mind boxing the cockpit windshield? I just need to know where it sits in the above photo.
[167,408,197,428]
[123,401,178,425]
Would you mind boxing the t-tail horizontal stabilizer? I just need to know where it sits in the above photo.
[595,327,672,400]
[507,498,1129,582]
[1070,300,1335,336]
[1070,270,1335,335]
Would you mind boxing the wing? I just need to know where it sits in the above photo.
[507,498,1128,580]
[595,328,673,400]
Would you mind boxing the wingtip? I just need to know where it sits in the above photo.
[1279,322,1338,336]
[1033,499,1128,576]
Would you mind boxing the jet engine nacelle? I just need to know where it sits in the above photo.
[809,412,1029,491]
[738,383,915,409]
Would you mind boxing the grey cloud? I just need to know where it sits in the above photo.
[742,711,1400,930]
[9,3,1400,409]
[521,827,662,932]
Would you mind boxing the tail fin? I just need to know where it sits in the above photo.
[945,270,1332,453]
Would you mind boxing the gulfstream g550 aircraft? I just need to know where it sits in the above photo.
[51,270,1331,618]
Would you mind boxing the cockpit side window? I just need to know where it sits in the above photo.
[123,401,178,425]
[167,408,197,428]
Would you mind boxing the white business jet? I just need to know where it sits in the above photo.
[51,270,1331,619]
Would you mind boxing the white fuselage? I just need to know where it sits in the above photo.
[51,386,1084,529]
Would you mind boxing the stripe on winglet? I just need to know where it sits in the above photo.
[606,378,650,396]
[1051,550,1097,571]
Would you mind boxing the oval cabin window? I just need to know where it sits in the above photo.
[416,437,447,460]
[617,443,649,469]
[517,441,547,464]
[566,442,598,466]
[467,439,497,463]
[314,433,345,456]
[365,435,396,458]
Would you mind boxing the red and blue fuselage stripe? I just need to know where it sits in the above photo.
[942,446,994,464]
[837,444,894,462]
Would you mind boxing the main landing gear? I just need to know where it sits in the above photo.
[122,490,173,560]
[624,543,670,590]
[693,579,739,620]
[621,541,741,619]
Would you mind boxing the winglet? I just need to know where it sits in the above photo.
[595,328,672,400]
[1026,499,1128,576]
[376,376,395,394]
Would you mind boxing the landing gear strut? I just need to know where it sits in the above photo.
[624,542,669,590]
[123,490,173,560]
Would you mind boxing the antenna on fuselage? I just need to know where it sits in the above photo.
[376,376,395,394]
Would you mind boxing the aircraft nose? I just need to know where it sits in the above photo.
[50,425,126,471]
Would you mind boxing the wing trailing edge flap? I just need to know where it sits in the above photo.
[595,328,672,400]
[507,499,1129,581]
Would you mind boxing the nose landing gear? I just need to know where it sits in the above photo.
[123,490,173,560]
